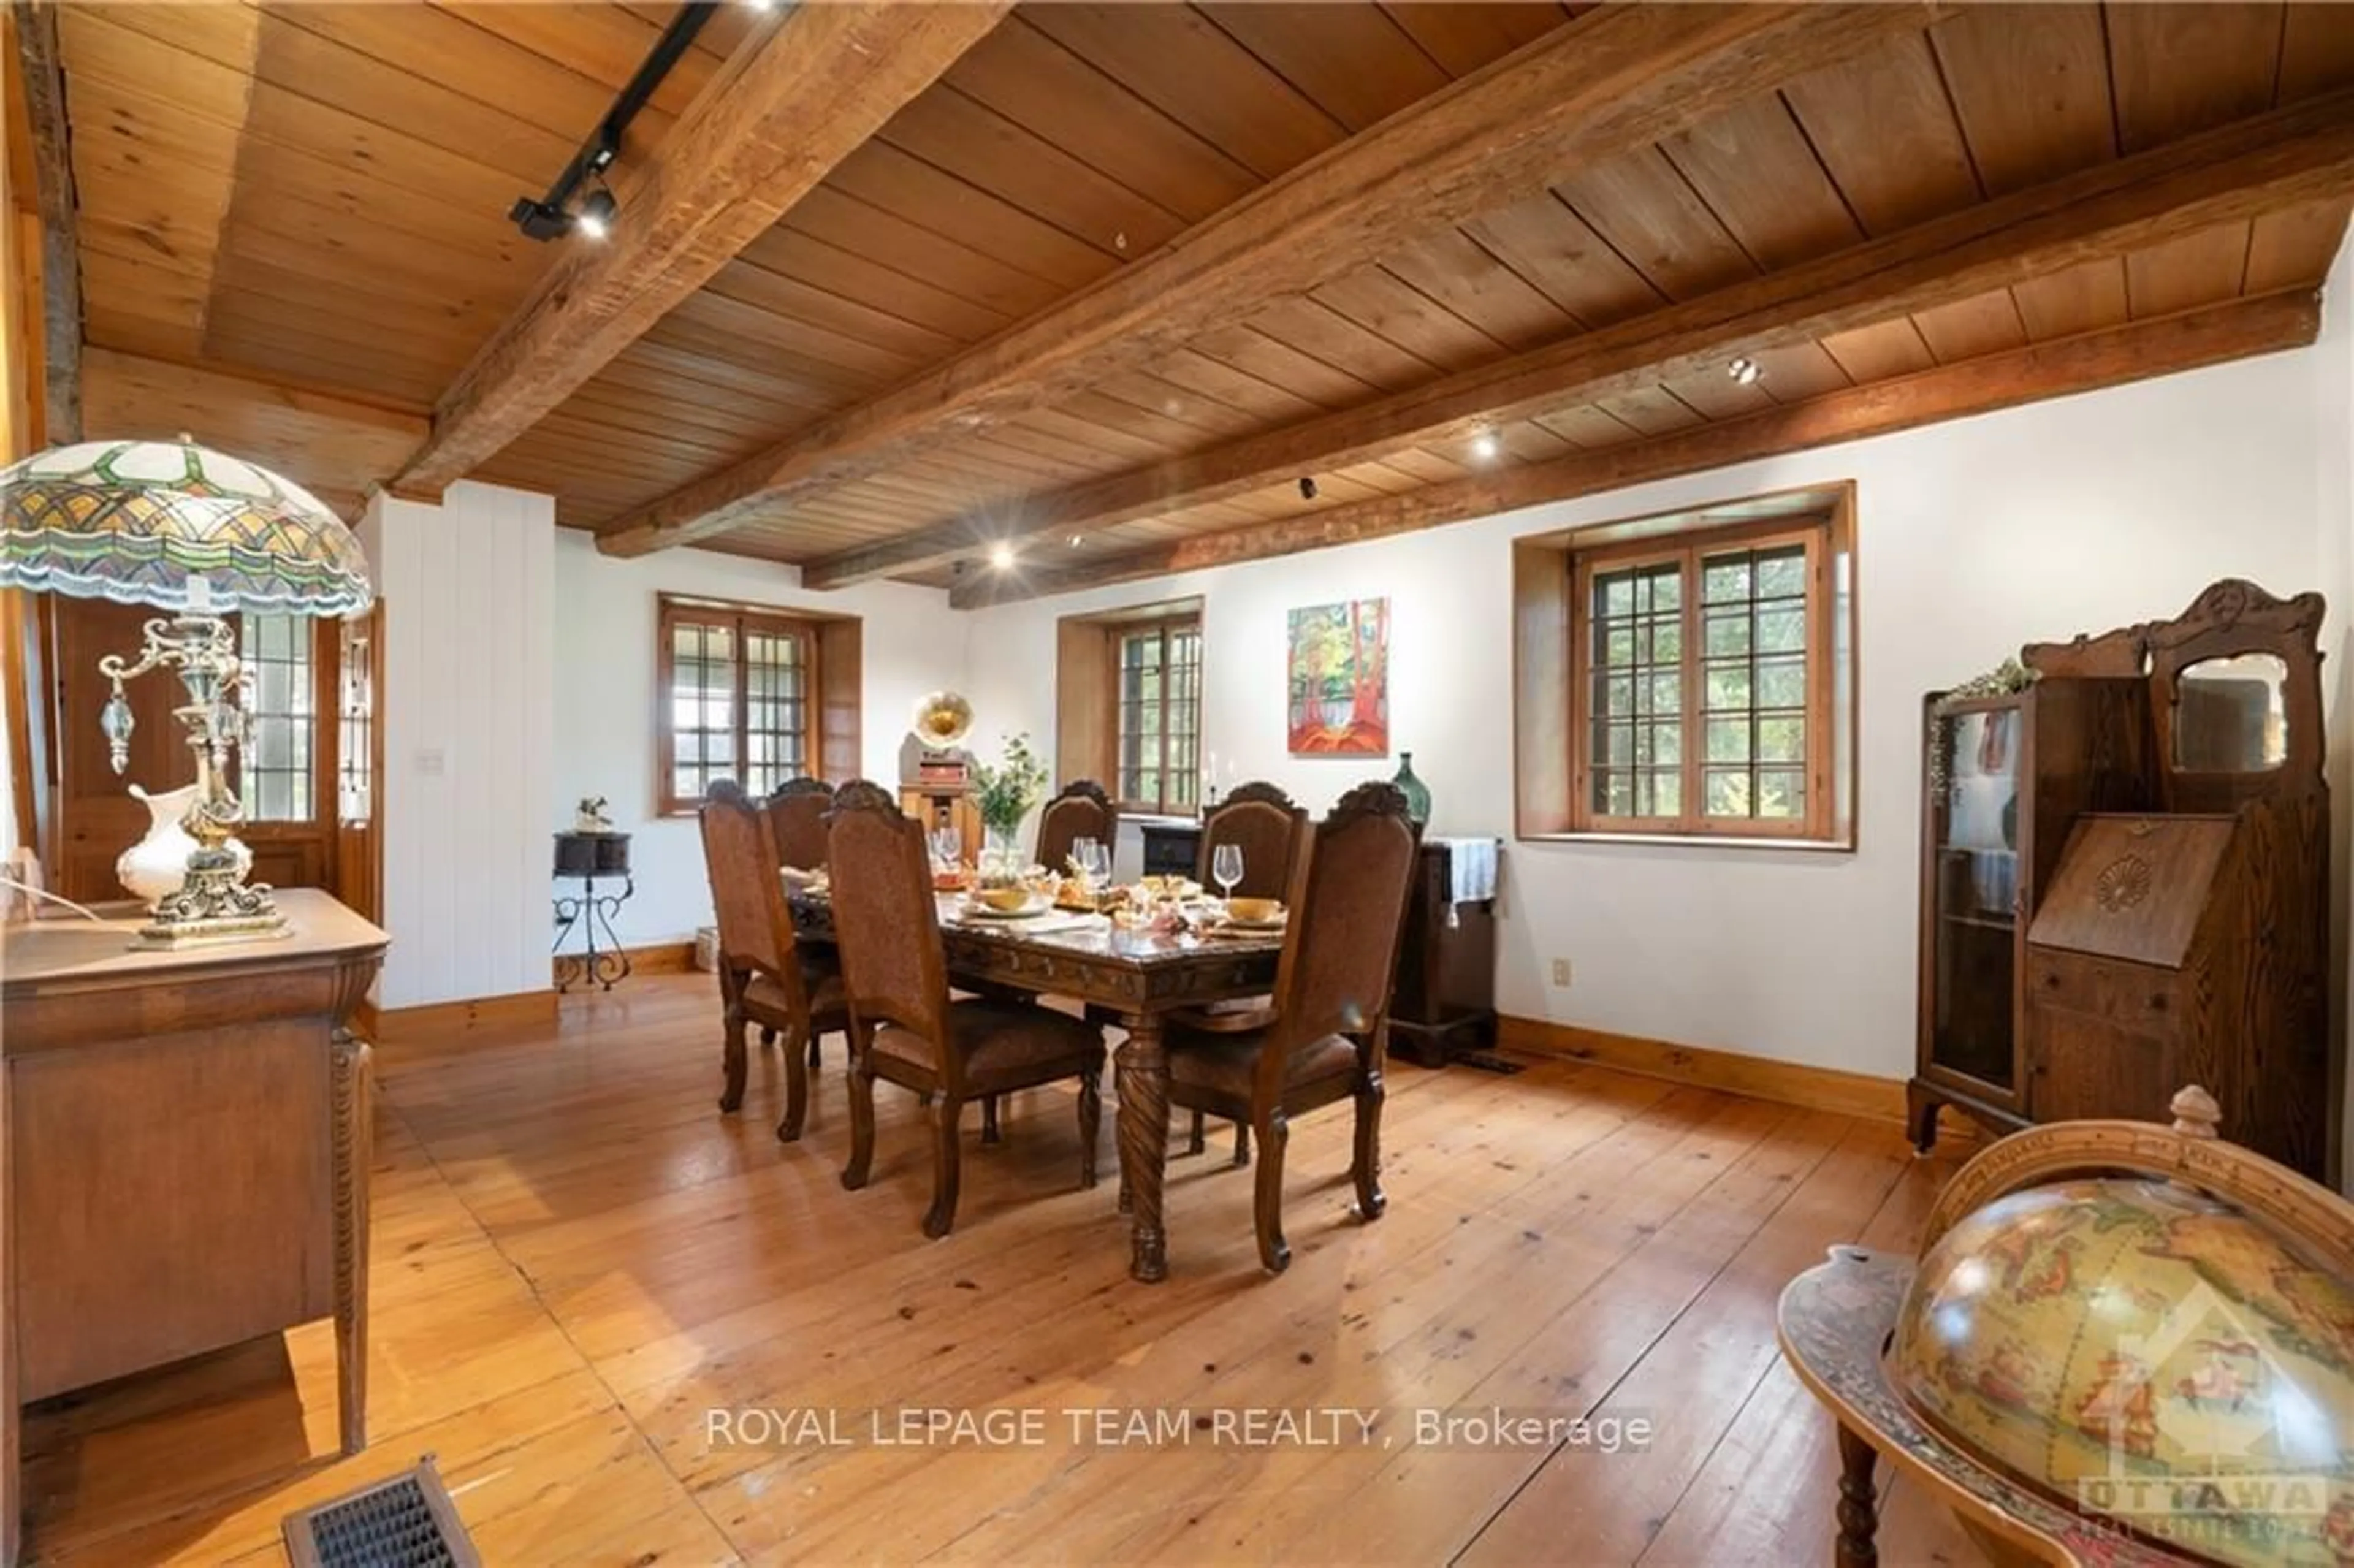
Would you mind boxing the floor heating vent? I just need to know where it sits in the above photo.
[1452,1049,1526,1075]
[282,1456,480,1568]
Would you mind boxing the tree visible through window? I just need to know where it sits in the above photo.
[1116,617,1201,815]
[1574,522,1828,837]
[658,597,815,812]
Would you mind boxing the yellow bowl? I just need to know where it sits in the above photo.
[1225,897,1282,924]
[976,886,1034,912]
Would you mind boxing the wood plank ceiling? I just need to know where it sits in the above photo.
[50,2,2354,596]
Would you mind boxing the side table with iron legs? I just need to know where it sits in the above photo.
[552,830,633,993]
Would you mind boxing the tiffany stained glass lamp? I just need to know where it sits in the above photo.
[0,436,373,945]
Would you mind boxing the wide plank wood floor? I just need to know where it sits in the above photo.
[23,975,1984,1565]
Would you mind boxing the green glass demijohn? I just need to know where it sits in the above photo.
[1391,751,1432,826]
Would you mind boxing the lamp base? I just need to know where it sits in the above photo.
[132,851,291,950]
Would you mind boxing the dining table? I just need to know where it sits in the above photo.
[788,888,1284,1282]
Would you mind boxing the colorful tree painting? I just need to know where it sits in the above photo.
[1286,598,1389,755]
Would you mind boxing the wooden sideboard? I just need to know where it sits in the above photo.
[0,888,386,1566]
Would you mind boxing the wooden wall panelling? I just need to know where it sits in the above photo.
[595,4,1940,557]
[817,618,861,786]
[1510,539,1574,837]
[952,291,2320,607]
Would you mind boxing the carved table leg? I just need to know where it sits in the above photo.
[1115,1052,1133,1214]
[1117,1013,1171,1282]
[332,1030,373,1456]
[1835,1423,1879,1568]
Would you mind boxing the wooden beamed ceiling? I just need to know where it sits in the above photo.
[43,2,2354,595]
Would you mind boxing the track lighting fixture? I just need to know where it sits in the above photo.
[1298,476,1318,500]
[1728,356,1762,386]
[508,4,717,241]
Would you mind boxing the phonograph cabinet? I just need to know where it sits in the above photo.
[1910,580,2335,1183]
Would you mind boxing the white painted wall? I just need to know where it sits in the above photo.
[964,344,2345,1096]
[549,529,963,945]
[360,482,555,1008]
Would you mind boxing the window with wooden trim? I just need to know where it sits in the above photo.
[1515,485,1856,847]
[657,597,818,813]
[1054,596,1206,818]
[1115,616,1202,815]
[238,612,316,823]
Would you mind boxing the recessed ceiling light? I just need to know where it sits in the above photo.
[1471,433,1500,462]
[1067,533,1086,548]
[989,542,1016,571]
[1728,356,1761,386]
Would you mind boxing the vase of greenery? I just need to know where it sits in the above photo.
[967,733,1048,885]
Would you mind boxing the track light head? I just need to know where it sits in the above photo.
[576,189,618,242]
[1728,356,1761,386]
[508,197,574,242]
[1298,476,1318,500]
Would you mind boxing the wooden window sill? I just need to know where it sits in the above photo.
[1518,830,1856,853]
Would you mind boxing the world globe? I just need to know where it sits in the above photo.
[1890,1177,2354,1567]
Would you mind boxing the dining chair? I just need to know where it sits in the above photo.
[699,778,848,1141]
[1196,781,1307,899]
[767,775,834,872]
[1034,778,1117,874]
[826,780,1107,1238]
[1163,779,1420,1273]
[1184,781,1310,1163]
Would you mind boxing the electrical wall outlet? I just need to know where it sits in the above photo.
[1550,957,1572,988]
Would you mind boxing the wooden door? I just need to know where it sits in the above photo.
[47,599,347,904]
[332,604,383,924]
[50,598,185,902]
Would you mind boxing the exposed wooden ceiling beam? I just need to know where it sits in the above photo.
[820,91,2354,590]
[596,2,1937,558]
[390,1,1013,497]
[11,0,80,443]
[83,347,425,519]
[950,291,2320,610]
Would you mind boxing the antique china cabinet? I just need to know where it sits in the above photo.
[1910,581,2334,1183]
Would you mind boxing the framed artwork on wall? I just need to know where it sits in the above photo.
[1286,598,1390,755]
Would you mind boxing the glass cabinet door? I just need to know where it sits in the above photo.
[1925,702,2021,1096]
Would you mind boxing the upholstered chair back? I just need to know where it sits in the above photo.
[1269,781,1420,1052]
[1197,782,1307,900]
[699,779,798,988]
[1034,779,1118,873]
[825,780,951,1041]
[768,775,835,872]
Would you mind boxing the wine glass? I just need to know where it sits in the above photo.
[1083,839,1112,896]
[1071,835,1098,880]
[1211,842,1244,907]
[930,826,960,873]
